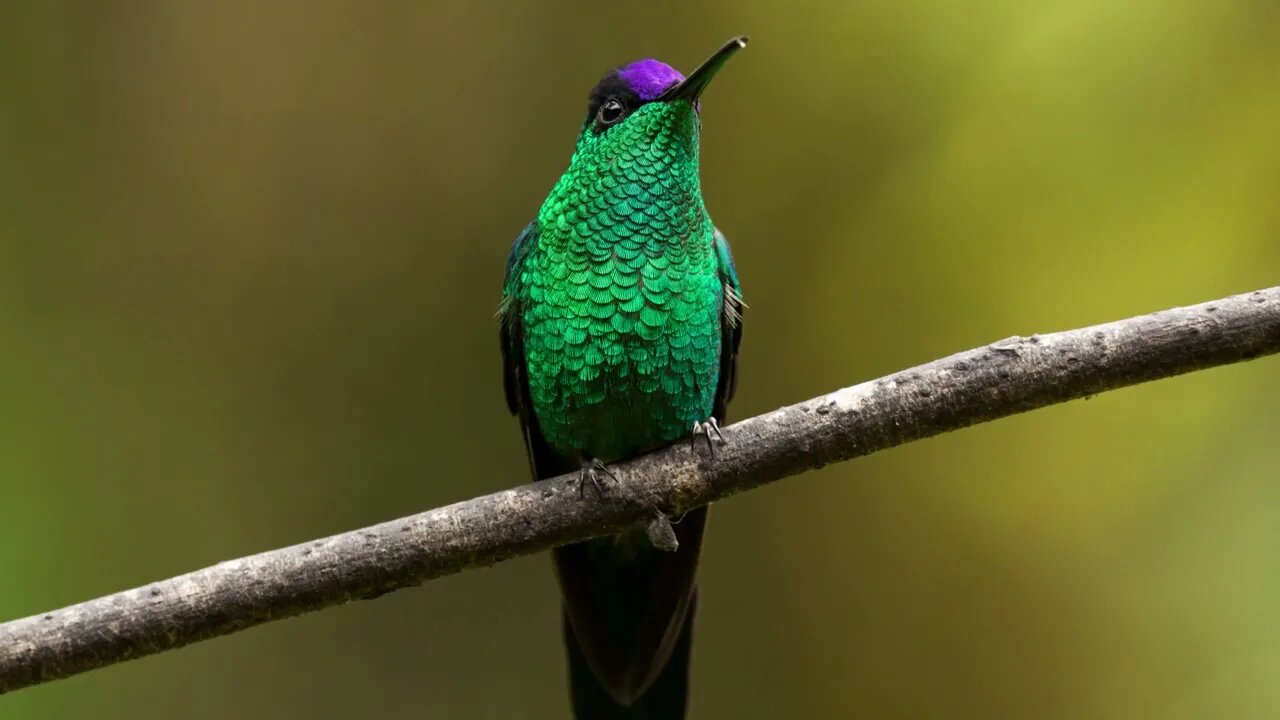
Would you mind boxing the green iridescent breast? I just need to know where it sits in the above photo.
[517,102,722,461]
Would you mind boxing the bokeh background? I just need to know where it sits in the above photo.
[3,1,1278,718]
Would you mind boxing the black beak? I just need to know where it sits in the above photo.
[657,36,748,103]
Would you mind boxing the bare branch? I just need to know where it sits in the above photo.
[2,286,1278,694]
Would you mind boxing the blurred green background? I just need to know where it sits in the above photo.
[2,1,1278,718]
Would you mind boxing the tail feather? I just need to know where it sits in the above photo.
[565,593,697,719]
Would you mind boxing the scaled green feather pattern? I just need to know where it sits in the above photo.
[514,101,723,461]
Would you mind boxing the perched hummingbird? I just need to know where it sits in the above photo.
[499,37,748,719]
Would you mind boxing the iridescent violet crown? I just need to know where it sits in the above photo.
[616,59,685,101]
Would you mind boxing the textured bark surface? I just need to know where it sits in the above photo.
[1,286,1277,693]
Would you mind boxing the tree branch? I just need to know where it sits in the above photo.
[2,287,1278,693]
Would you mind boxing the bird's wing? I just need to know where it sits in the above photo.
[499,222,569,482]
[712,227,744,422]
[500,222,535,415]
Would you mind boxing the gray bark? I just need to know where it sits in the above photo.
[1,286,1278,694]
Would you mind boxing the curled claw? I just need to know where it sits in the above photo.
[578,457,618,499]
[690,417,727,458]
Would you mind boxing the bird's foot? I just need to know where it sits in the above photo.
[578,457,618,499]
[690,417,727,458]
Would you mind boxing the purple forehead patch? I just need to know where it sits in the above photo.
[617,59,684,101]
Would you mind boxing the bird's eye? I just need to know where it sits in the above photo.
[597,98,625,126]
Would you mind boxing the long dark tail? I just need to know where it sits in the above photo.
[554,505,707,720]
[564,593,696,719]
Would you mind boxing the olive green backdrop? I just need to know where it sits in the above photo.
[3,1,1278,718]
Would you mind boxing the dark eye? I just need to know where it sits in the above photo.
[597,98,625,125]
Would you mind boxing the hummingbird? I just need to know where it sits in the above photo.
[499,37,748,719]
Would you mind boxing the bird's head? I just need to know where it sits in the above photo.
[570,36,748,167]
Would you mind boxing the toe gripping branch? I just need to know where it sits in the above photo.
[690,417,727,457]
[578,457,618,499]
